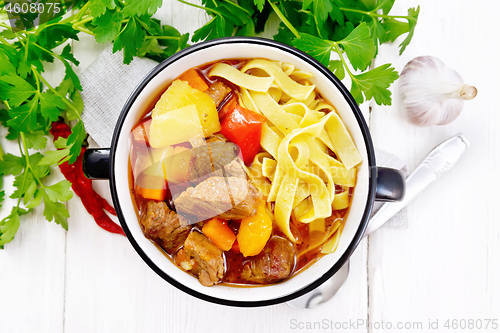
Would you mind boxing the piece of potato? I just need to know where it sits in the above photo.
[152,79,221,139]
[149,104,205,147]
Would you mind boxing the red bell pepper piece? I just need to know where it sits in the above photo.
[220,105,266,165]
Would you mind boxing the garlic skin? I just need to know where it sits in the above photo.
[399,56,477,126]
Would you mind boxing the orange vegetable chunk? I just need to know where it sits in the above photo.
[179,68,209,92]
[202,218,236,251]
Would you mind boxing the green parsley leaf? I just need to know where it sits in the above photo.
[293,33,334,67]
[397,6,419,55]
[0,208,21,248]
[253,0,265,12]
[338,22,375,71]
[369,18,386,54]
[66,90,83,121]
[0,74,37,108]
[313,0,332,26]
[123,0,162,17]
[25,189,43,209]
[192,16,230,42]
[60,44,80,66]
[44,180,73,202]
[0,153,25,176]
[66,120,86,164]
[36,24,79,50]
[6,97,40,132]
[89,0,116,17]
[62,59,83,91]
[42,191,69,230]
[38,148,71,166]
[329,1,345,26]
[0,44,18,75]
[39,92,66,122]
[23,131,48,150]
[350,63,399,105]
[113,17,146,64]
[28,153,50,179]
[382,18,409,43]
[328,60,345,80]
[93,8,124,43]
[11,171,35,200]
[378,0,395,15]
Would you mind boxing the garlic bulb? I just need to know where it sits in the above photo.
[399,56,477,126]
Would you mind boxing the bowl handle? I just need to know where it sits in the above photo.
[82,148,110,180]
[374,167,405,202]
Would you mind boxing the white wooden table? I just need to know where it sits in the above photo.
[1,1,499,332]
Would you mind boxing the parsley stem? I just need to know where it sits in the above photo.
[32,67,82,122]
[338,7,410,20]
[72,1,91,23]
[332,43,354,79]
[74,26,95,36]
[0,35,9,45]
[267,0,300,39]
[176,0,219,15]
[20,132,46,189]
[72,16,93,28]
[220,0,252,16]
[145,36,181,40]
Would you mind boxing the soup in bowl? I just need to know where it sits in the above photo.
[83,37,404,306]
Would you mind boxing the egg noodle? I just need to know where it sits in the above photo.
[208,59,362,252]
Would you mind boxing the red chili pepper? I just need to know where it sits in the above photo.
[220,105,266,165]
[50,121,125,236]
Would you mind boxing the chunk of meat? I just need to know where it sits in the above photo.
[219,177,262,219]
[241,236,295,283]
[188,141,242,184]
[174,176,262,221]
[206,81,232,107]
[140,201,192,254]
[182,231,225,286]
[208,141,240,174]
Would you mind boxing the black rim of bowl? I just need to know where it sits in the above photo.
[109,36,377,307]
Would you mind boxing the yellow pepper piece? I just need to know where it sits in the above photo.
[237,201,273,257]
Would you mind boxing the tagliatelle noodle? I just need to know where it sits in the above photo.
[321,222,344,254]
[259,124,280,159]
[215,59,361,242]
[240,59,315,101]
[324,111,362,170]
[277,118,333,230]
[208,63,274,92]
[261,157,277,178]
[240,88,260,113]
[250,91,300,135]
[274,173,300,242]
[326,155,357,187]
[299,219,342,256]
[243,152,272,197]
[332,189,350,210]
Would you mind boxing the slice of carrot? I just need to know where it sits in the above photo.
[136,174,167,201]
[136,186,166,201]
[179,68,209,92]
[202,218,236,251]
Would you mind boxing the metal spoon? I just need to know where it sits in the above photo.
[287,133,470,309]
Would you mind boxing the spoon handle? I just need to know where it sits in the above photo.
[364,133,470,236]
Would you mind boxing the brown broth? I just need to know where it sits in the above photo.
[128,59,356,286]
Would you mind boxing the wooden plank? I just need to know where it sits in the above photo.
[0,63,67,333]
[368,0,500,328]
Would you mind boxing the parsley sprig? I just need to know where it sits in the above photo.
[180,0,419,105]
[0,0,190,248]
[0,0,419,248]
